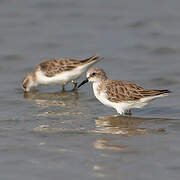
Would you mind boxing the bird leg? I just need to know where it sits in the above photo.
[71,80,78,91]
[61,85,65,92]
[125,110,132,116]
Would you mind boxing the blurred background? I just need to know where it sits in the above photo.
[0,0,180,180]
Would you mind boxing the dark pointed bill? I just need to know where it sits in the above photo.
[78,78,89,88]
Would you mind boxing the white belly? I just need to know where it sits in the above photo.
[36,64,90,85]
[36,70,77,85]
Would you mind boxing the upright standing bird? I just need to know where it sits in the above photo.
[78,67,170,115]
[22,55,102,92]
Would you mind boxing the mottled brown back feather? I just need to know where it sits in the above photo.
[39,55,100,77]
[101,80,169,102]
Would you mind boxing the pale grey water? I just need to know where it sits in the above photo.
[0,0,180,179]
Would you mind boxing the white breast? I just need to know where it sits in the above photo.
[93,82,116,108]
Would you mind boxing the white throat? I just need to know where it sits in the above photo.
[92,81,101,97]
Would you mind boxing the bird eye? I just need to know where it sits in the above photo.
[91,72,96,76]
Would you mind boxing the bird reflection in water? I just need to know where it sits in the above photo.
[23,90,83,117]
[95,115,165,136]
[94,138,126,151]
[23,90,79,107]
[93,115,165,152]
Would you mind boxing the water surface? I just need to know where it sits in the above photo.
[0,0,180,180]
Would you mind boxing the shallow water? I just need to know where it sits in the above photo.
[1,0,180,179]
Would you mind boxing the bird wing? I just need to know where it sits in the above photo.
[39,58,81,77]
[39,56,100,77]
[104,80,166,102]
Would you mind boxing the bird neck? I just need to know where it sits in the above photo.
[92,80,105,96]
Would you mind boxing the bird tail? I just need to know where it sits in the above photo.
[140,89,171,98]
[80,55,103,64]
[148,89,171,97]
[157,89,171,94]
